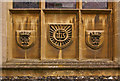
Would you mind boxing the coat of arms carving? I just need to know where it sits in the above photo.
[85,30,104,50]
[48,23,73,50]
[16,30,35,49]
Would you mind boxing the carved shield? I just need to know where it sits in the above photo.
[16,30,35,49]
[85,30,104,50]
[48,23,73,49]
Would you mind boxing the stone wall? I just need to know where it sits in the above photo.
[0,1,120,77]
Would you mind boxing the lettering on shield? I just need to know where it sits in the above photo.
[48,24,73,49]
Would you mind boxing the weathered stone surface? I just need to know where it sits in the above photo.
[117,1,120,65]
[1,76,120,81]
[1,1,120,77]
[2,69,120,76]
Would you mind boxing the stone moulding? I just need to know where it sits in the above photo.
[2,59,119,69]
[81,9,112,14]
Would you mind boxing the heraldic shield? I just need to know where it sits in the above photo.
[48,23,73,50]
[85,30,104,50]
[16,30,35,49]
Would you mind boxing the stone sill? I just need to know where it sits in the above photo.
[2,59,119,69]
[81,9,112,14]
[43,9,79,14]
[2,65,119,69]
[9,9,112,14]
[9,9,41,14]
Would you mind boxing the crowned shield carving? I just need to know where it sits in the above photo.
[48,23,73,49]
[85,30,104,50]
[16,30,35,49]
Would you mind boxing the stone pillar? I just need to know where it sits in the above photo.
[2,1,12,63]
[0,1,2,76]
[117,1,120,65]
[2,2,7,63]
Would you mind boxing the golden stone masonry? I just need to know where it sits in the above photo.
[0,1,120,78]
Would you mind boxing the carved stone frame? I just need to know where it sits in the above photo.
[2,1,119,69]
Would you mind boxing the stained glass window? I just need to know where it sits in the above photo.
[45,0,76,8]
[13,1,39,8]
[82,0,108,9]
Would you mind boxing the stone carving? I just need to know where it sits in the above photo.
[48,23,73,59]
[48,23,73,49]
[85,30,104,50]
[16,30,35,49]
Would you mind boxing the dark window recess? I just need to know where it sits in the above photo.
[13,2,39,8]
[82,2,108,9]
[45,0,76,9]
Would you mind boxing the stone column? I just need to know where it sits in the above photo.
[2,1,12,63]
[117,1,120,65]
[0,1,2,76]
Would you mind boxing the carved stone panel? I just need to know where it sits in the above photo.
[48,23,73,50]
[16,30,35,49]
[44,13,78,59]
[85,30,104,50]
[81,14,109,59]
[11,11,40,59]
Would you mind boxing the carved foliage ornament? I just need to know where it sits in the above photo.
[48,24,73,49]
[85,30,104,50]
[16,30,35,49]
